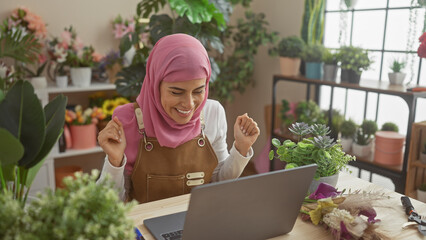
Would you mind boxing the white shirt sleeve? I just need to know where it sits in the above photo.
[203,99,253,182]
[97,155,127,201]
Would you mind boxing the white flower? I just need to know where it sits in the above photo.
[54,44,68,63]
[322,208,354,230]
[0,62,8,78]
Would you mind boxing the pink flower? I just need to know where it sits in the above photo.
[113,23,126,39]
[419,33,426,58]
[309,183,340,200]
[38,54,47,64]
[419,32,426,43]
[61,30,72,46]
[92,52,104,62]
[73,37,84,52]
[126,22,135,34]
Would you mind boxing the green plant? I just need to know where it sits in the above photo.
[354,120,378,145]
[340,119,357,139]
[303,43,326,62]
[295,100,326,125]
[0,80,67,205]
[323,109,344,140]
[389,58,406,73]
[300,0,325,45]
[339,46,372,74]
[381,122,399,132]
[116,0,277,103]
[273,36,306,58]
[269,122,355,179]
[323,48,339,65]
[0,170,136,239]
[280,99,296,128]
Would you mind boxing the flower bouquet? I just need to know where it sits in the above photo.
[6,7,47,39]
[112,15,135,39]
[65,105,106,149]
[418,32,426,58]
[301,182,389,239]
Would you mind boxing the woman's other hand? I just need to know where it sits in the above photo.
[233,113,260,156]
[98,116,127,167]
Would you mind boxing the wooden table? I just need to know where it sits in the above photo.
[127,172,426,239]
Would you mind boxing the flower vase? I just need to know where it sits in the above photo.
[55,75,68,88]
[70,67,92,87]
[69,123,97,149]
[31,76,47,89]
[308,173,339,194]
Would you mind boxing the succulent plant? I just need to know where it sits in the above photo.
[310,124,331,137]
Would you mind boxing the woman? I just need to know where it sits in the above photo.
[98,34,260,203]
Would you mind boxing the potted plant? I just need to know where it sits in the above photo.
[303,43,326,79]
[381,122,399,132]
[0,171,136,239]
[388,58,407,85]
[339,46,372,84]
[340,119,357,152]
[269,122,355,193]
[274,36,306,76]
[100,50,124,84]
[421,142,426,164]
[352,120,378,158]
[322,48,339,82]
[295,100,327,125]
[417,183,426,203]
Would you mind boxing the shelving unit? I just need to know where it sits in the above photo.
[270,74,426,193]
[405,121,426,199]
[30,82,115,195]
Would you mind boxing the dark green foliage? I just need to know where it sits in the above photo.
[115,63,146,97]
[354,120,378,145]
[340,119,357,139]
[322,109,344,141]
[381,122,399,132]
[289,122,311,139]
[303,43,326,62]
[280,99,295,127]
[295,100,326,125]
[322,48,339,65]
[339,46,372,74]
[272,36,306,58]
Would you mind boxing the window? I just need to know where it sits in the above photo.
[320,0,426,135]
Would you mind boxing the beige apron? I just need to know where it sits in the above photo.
[128,103,218,203]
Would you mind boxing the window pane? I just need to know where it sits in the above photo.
[324,12,353,48]
[385,9,411,51]
[366,92,378,121]
[355,0,387,9]
[404,53,421,84]
[352,11,385,49]
[416,99,426,122]
[362,51,382,81]
[377,95,408,134]
[345,89,367,123]
[389,0,414,8]
[326,0,341,11]
[381,52,411,84]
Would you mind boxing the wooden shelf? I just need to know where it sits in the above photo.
[44,82,115,93]
[51,146,104,159]
[405,121,426,198]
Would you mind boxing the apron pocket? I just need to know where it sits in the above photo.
[147,174,185,202]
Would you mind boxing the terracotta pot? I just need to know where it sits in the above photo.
[69,123,97,149]
[374,131,405,166]
[279,57,301,76]
[309,173,339,194]
[55,165,82,189]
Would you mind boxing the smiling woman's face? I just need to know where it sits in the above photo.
[160,78,206,125]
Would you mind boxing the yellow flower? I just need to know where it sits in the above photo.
[102,99,116,117]
[113,97,129,106]
[309,197,338,225]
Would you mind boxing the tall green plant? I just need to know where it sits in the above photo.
[0,81,67,206]
[301,0,325,45]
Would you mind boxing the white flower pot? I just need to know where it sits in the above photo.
[31,76,47,89]
[417,189,426,203]
[309,173,339,194]
[340,138,353,153]
[123,46,136,67]
[421,153,426,164]
[352,142,373,158]
[388,72,406,85]
[70,67,91,87]
[55,75,68,88]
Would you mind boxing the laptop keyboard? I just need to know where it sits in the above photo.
[161,229,183,240]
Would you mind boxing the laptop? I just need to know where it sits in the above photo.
[144,164,317,240]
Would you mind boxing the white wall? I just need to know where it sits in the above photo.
[0,0,307,166]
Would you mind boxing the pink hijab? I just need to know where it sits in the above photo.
[113,34,211,173]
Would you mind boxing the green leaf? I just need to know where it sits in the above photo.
[119,33,133,58]
[285,163,298,169]
[269,150,274,160]
[1,164,15,182]
[0,80,45,168]
[138,0,167,18]
[149,14,174,44]
[271,138,281,148]
[116,63,146,97]
[0,89,4,103]
[0,128,24,166]
[30,95,67,168]
[169,0,226,28]
[25,156,47,187]
[0,27,41,63]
